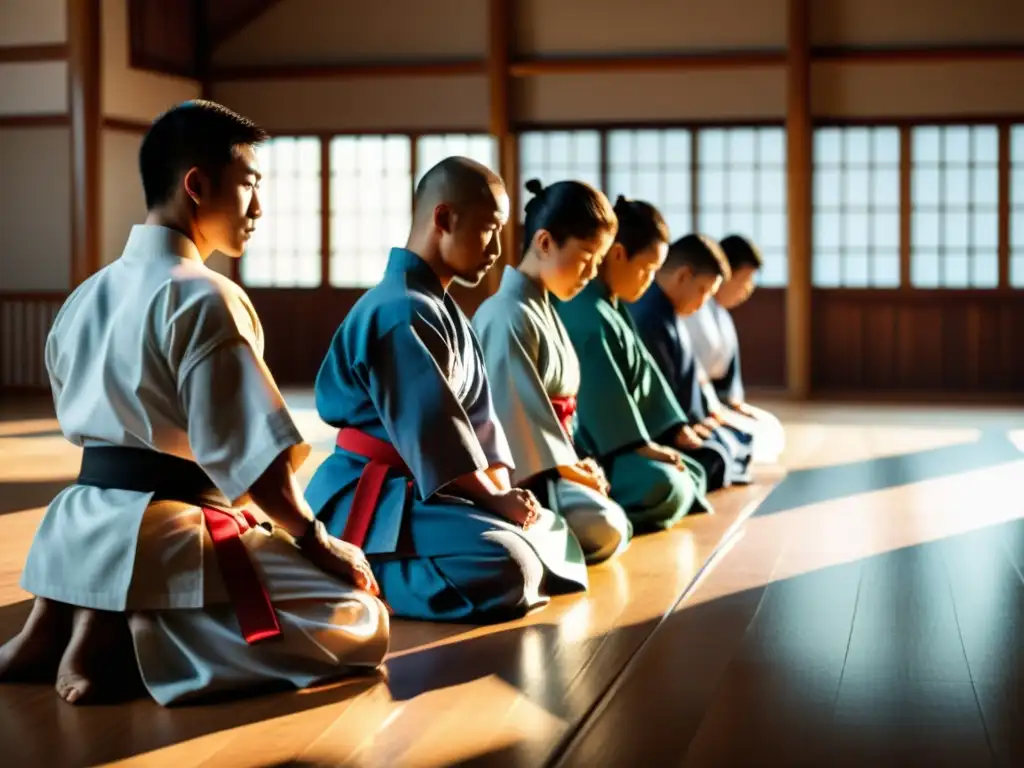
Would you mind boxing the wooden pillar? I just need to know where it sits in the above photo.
[489,0,516,282]
[785,0,812,399]
[997,122,1010,289]
[67,0,102,288]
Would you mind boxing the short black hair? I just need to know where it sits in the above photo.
[664,234,732,280]
[612,195,670,258]
[139,99,267,211]
[719,234,764,271]
[522,178,616,254]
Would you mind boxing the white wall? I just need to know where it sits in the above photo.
[0,0,70,292]
[0,0,66,46]
[0,127,72,290]
[100,127,144,266]
[0,61,67,116]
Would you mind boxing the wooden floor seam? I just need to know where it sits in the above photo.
[544,487,774,768]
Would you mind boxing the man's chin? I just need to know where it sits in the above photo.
[454,263,496,287]
[452,272,485,288]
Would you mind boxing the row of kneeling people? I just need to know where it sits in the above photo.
[0,100,784,708]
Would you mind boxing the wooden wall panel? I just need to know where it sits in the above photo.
[250,286,493,387]
[730,287,787,390]
[128,0,198,78]
[811,291,1024,396]
[0,294,65,391]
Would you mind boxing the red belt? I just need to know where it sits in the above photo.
[202,506,281,645]
[550,395,578,439]
[336,428,412,550]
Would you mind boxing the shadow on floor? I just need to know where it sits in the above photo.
[756,429,1022,517]
[4,517,1023,766]
[0,480,73,516]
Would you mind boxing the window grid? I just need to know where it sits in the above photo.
[328,135,413,289]
[241,125,1020,293]
[605,128,694,253]
[910,125,1000,289]
[1011,125,1024,288]
[697,127,788,288]
[239,136,322,289]
[812,127,901,288]
[415,134,498,188]
[518,130,603,218]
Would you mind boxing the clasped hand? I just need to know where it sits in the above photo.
[558,458,610,496]
[299,523,380,597]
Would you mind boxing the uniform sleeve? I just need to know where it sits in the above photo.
[475,311,578,484]
[714,307,746,403]
[635,338,688,439]
[576,331,651,457]
[718,351,746,403]
[178,339,309,504]
[169,287,308,504]
[361,313,490,499]
[465,331,518,472]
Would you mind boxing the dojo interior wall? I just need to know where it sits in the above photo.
[207,0,1024,396]
[0,0,70,389]
[1,0,219,390]
[2,0,1023,396]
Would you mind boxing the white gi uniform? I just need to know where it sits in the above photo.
[684,299,785,464]
[20,225,389,706]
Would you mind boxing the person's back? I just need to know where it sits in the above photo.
[46,235,254,454]
[553,196,717,532]
[628,233,753,486]
[682,233,785,463]
[305,157,588,623]
[1,100,389,708]
[472,178,632,565]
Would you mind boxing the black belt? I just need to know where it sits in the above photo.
[77,446,230,507]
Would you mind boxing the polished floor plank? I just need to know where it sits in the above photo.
[937,523,1024,767]
[0,395,774,767]
[5,397,1024,766]
[826,543,993,768]
[559,416,1024,768]
[555,518,863,767]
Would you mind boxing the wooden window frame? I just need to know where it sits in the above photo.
[234,119,1022,296]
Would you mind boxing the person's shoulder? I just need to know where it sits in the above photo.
[344,279,443,338]
[158,263,260,342]
[473,290,535,336]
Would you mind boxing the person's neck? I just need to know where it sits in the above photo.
[144,209,211,261]
[653,272,677,310]
[597,266,618,304]
[517,250,547,292]
[404,233,454,290]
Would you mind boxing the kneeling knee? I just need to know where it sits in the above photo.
[638,468,695,529]
[564,506,630,563]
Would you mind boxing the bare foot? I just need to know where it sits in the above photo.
[55,608,134,705]
[0,597,72,682]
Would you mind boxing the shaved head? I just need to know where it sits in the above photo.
[413,156,506,224]
[407,156,510,287]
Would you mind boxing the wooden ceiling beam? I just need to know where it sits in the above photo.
[206,44,1024,82]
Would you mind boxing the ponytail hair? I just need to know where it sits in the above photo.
[522,178,617,255]
[612,195,670,258]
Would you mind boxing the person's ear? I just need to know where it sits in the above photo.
[183,167,204,206]
[533,228,552,256]
[607,242,627,262]
[433,203,454,234]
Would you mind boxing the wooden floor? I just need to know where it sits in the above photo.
[2,395,1024,767]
